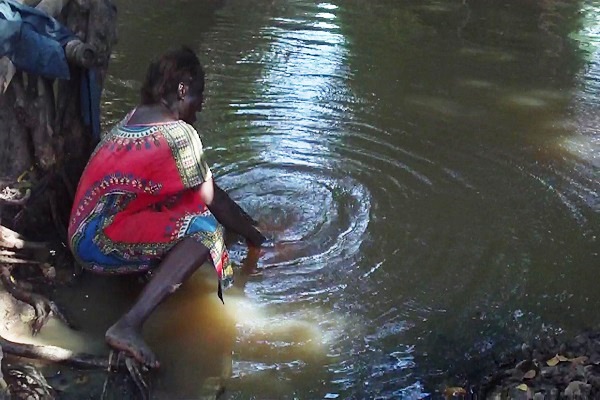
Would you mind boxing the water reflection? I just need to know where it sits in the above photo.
[565,3,600,170]
[50,0,600,398]
[237,3,347,166]
[213,4,374,396]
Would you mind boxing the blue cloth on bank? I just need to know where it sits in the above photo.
[0,0,74,79]
[0,0,101,139]
[81,68,101,140]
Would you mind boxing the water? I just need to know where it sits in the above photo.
[42,0,600,398]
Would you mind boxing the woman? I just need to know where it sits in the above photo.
[68,46,264,368]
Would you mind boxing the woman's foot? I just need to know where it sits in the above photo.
[105,320,159,368]
[241,245,263,275]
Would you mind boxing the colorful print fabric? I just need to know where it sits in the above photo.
[68,114,233,292]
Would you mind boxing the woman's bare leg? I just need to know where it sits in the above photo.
[105,237,211,368]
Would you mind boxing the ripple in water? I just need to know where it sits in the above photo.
[218,164,370,274]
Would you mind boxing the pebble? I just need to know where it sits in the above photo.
[474,330,600,399]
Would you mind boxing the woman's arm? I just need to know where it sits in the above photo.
[213,183,258,226]
[198,177,215,206]
[200,179,266,247]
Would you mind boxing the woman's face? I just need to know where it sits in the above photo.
[179,91,204,125]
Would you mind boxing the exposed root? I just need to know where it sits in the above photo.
[0,265,72,335]
[0,225,49,252]
[125,356,149,400]
[0,336,107,370]
[1,339,152,400]
[0,225,72,334]
[102,351,151,400]
[2,363,55,399]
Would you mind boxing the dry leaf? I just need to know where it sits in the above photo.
[557,355,569,362]
[523,369,536,379]
[546,355,560,366]
[570,356,588,365]
[516,383,528,391]
[444,387,467,397]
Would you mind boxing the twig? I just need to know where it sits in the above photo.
[0,256,39,264]
[125,357,149,400]
[101,351,151,400]
[0,335,107,370]
[0,225,49,251]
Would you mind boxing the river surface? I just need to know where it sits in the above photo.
[45,0,600,398]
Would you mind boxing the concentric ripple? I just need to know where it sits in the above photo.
[96,0,600,398]
[218,165,370,271]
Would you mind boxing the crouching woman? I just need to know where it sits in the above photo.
[68,46,264,368]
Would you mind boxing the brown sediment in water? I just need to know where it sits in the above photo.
[5,284,600,399]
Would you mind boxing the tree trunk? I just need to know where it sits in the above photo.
[0,1,118,394]
[0,0,117,241]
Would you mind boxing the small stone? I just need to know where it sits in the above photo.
[564,380,588,397]
[532,349,541,360]
[522,343,532,357]
[523,369,536,379]
[515,360,533,371]
[540,367,555,378]
[487,392,502,400]
[507,386,529,400]
[559,343,567,354]
[576,335,588,345]
[574,364,586,380]
[587,378,600,391]
[589,352,600,364]
[509,368,524,380]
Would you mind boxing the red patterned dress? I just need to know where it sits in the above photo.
[68,113,233,294]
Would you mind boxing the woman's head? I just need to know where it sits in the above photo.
[140,46,205,124]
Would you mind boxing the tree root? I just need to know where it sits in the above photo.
[1,342,151,399]
[0,265,72,335]
[125,356,149,400]
[0,225,74,335]
[0,336,107,370]
[102,351,151,400]
[0,225,49,252]
[2,363,55,399]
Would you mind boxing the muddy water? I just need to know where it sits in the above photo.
[42,0,600,398]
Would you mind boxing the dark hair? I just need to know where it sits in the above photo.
[140,46,205,105]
